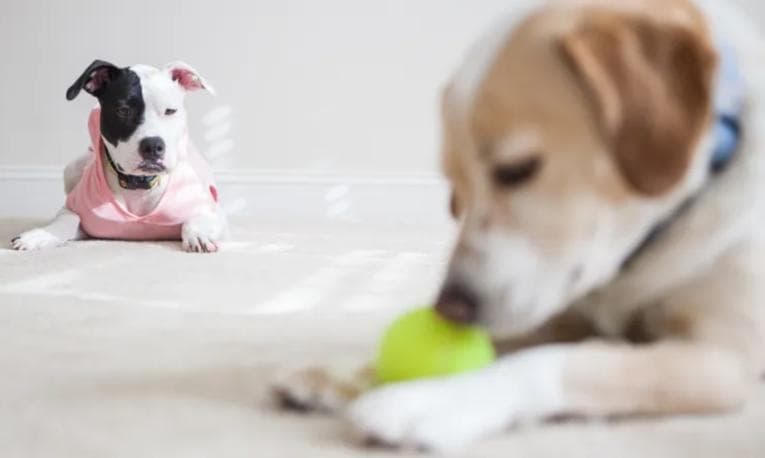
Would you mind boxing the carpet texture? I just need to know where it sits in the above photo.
[1,219,763,458]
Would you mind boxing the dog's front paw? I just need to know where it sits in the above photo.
[11,229,64,251]
[272,364,374,415]
[272,367,355,414]
[347,375,514,453]
[182,223,221,254]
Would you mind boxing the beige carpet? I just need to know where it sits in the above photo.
[1,219,763,458]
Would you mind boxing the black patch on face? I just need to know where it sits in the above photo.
[66,61,145,147]
[96,69,145,146]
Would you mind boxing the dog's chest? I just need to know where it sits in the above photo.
[105,170,168,217]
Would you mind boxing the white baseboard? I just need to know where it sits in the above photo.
[0,165,451,226]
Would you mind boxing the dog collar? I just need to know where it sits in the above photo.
[710,38,745,173]
[103,146,161,190]
[621,39,744,270]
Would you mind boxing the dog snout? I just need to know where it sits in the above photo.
[139,137,166,161]
[435,283,480,324]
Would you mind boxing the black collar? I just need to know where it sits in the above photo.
[103,146,161,191]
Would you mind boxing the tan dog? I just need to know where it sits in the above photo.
[273,0,765,452]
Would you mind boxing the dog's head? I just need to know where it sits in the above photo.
[67,60,214,175]
[436,4,718,338]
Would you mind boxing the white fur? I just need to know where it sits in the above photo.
[347,346,566,453]
[105,64,189,179]
[11,207,84,250]
[12,62,226,253]
[182,208,228,253]
[441,0,729,341]
[104,63,212,217]
[446,144,709,339]
[343,0,765,451]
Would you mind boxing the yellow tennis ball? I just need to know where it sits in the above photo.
[375,307,496,384]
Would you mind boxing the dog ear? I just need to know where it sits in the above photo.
[165,61,215,95]
[66,60,121,101]
[560,13,717,196]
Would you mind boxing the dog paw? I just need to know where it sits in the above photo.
[181,227,220,253]
[347,375,513,453]
[11,229,63,251]
[182,234,219,253]
[271,367,354,414]
[182,215,225,254]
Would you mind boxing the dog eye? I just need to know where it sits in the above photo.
[165,108,178,116]
[492,157,542,188]
[115,106,132,118]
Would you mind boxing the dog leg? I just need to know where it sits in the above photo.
[272,309,596,416]
[272,365,375,414]
[348,246,765,453]
[11,207,84,251]
[182,209,227,253]
[63,153,89,194]
[347,340,757,453]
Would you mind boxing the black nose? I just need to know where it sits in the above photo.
[139,137,165,161]
[435,283,479,324]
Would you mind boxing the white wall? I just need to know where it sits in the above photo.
[2,0,764,172]
[0,0,532,176]
[1,0,763,219]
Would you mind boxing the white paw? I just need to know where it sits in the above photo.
[347,375,514,453]
[11,229,64,251]
[182,224,221,254]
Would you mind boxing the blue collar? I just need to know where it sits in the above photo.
[622,38,744,270]
[710,38,744,173]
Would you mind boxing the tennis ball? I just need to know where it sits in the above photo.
[375,307,496,384]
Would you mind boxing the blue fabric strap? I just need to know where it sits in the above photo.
[711,38,744,173]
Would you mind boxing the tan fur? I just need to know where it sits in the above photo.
[560,11,717,195]
[565,342,753,415]
[272,366,374,413]
[273,0,765,451]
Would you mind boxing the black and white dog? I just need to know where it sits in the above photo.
[11,61,226,253]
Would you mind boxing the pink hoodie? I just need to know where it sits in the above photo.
[66,108,219,240]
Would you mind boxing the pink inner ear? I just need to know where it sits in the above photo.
[85,68,112,93]
[171,68,204,91]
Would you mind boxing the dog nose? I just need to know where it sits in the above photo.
[435,284,479,324]
[139,137,165,161]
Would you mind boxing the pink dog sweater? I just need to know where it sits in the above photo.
[66,107,219,240]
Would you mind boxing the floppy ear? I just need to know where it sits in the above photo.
[165,61,215,94]
[66,60,121,101]
[560,13,717,196]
